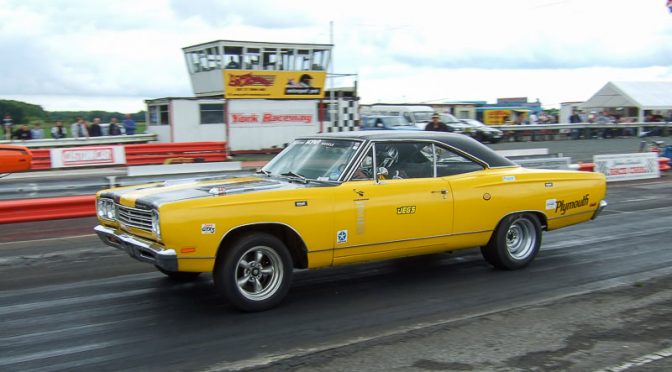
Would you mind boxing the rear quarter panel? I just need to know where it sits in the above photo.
[447,167,606,238]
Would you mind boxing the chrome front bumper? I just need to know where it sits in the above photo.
[591,200,608,220]
[94,225,178,271]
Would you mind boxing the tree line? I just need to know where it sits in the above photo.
[0,99,146,124]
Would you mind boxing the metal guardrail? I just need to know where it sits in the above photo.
[0,133,158,148]
[494,122,671,140]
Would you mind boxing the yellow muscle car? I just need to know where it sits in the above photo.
[95,132,607,312]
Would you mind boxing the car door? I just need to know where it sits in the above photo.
[331,141,454,264]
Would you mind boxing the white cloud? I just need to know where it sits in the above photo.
[0,0,671,112]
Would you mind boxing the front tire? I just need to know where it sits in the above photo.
[214,233,293,312]
[481,213,541,270]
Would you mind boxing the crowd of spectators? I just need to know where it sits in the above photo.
[1,114,137,141]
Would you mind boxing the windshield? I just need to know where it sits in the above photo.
[440,113,461,123]
[386,116,412,127]
[261,139,362,181]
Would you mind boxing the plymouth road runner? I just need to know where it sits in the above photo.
[95,132,607,311]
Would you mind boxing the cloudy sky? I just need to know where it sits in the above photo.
[1,0,671,112]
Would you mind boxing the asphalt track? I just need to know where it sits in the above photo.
[0,138,671,371]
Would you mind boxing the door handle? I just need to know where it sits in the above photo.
[431,189,448,197]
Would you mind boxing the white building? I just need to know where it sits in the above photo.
[145,40,359,152]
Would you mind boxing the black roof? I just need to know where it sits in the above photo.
[300,131,516,168]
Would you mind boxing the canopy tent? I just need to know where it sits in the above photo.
[580,81,672,121]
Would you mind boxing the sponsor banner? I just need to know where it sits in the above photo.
[224,70,326,99]
[50,146,126,168]
[483,109,512,125]
[593,153,660,182]
[228,100,317,126]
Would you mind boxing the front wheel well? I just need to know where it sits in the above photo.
[216,224,308,269]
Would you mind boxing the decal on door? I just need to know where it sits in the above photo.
[336,230,348,244]
[396,206,416,215]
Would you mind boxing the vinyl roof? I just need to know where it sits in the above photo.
[302,131,516,168]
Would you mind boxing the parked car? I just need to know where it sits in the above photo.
[0,144,32,174]
[360,115,420,131]
[413,113,471,134]
[460,119,503,143]
[366,105,435,126]
[438,113,473,134]
[95,131,607,312]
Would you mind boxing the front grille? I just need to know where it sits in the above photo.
[117,204,152,231]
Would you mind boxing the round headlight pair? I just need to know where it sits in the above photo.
[96,198,116,220]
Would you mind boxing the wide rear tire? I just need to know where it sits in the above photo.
[481,213,541,270]
[214,233,293,312]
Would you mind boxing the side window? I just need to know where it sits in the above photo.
[375,142,435,180]
[350,148,374,181]
[435,145,484,176]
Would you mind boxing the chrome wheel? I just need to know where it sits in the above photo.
[481,213,542,270]
[235,246,284,301]
[506,218,537,260]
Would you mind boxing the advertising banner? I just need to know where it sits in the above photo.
[484,109,512,125]
[50,146,126,168]
[593,153,660,182]
[224,70,326,99]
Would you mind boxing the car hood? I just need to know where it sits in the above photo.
[100,176,304,208]
[477,126,503,134]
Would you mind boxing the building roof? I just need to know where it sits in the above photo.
[581,81,672,110]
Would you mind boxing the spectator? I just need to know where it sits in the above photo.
[569,110,582,123]
[3,114,13,140]
[424,113,452,132]
[596,111,613,138]
[13,124,33,140]
[514,113,526,125]
[89,118,103,137]
[108,117,123,135]
[123,114,136,135]
[569,110,583,139]
[51,120,67,139]
[31,122,45,139]
[71,117,89,139]
[529,112,539,125]
[225,57,240,69]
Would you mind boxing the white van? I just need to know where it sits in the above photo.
[368,105,435,127]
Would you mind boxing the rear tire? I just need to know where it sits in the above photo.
[214,233,293,312]
[481,213,541,270]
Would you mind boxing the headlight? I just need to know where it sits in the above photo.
[96,198,116,220]
[151,209,161,240]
